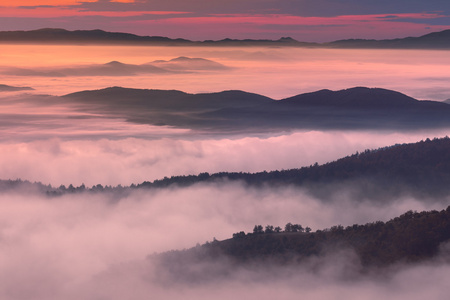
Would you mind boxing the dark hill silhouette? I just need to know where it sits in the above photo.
[137,137,450,201]
[1,137,449,201]
[62,86,450,131]
[327,29,450,49]
[153,206,450,281]
[0,28,192,45]
[279,87,420,108]
[0,84,34,92]
[0,28,308,46]
[135,137,450,201]
[3,28,450,49]
[64,87,273,110]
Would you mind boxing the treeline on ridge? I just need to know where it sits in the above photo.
[154,206,450,276]
[0,137,449,199]
[138,136,450,198]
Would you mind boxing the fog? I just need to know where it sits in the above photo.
[0,130,448,187]
[2,45,450,100]
[0,183,447,300]
[1,43,449,298]
[0,57,229,77]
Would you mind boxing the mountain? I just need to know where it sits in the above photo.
[0,28,311,46]
[153,206,450,281]
[2,28,450,49]
[64,86,273,110]
[327,29,450,49]
[0,28,193,45]
[137,136,450,200]
[2,137,449,201]
[2,57,228,77]
[0,84,34,92]
[280,87,421,108]
[150,56,230,71]
[62,86,450,131]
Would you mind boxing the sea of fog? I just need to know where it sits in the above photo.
[0,183,448,300]
[1,45,450,101]
[0,44,449,299]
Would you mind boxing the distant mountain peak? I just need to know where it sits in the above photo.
[281,87,419,108]
[170,56,192,61]
[0,84,34,92]
[105,61,124,66]
[2,28,450,48]
[278,37,297,42]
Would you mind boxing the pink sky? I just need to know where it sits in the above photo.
[1,0,450,41]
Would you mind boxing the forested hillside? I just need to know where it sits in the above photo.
[1,137,449,201]
[138,137,450,200]
[153,206,450,280]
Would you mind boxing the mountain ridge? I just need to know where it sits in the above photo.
[2,28,450,48]
[62,86,450,131]
[152,205,450,282]
[4,136,448,201]
[136,136,450,200]
[0,84,34,92]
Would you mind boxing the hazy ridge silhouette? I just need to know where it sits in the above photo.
[63,86,450,131]
[2,28,450,49]
[3,137,449,202]
[0,84,34,91]
[153,205,450,282]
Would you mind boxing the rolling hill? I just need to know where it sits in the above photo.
[62,86,450,131]
[0,84,34,92]
[137,136,450,200]
[5,136,447,202]
[2,28,450,49]
[152,206,450,282]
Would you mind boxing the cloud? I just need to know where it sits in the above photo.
[0,58,229,77]
[2,1,450,41]
[0,182,447,299]
[0,124,447,186]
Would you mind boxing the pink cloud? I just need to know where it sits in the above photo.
[138,12,445,26]
[121,12,448,41]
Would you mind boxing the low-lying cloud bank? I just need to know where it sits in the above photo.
[0,57,229,77]
[0,183,447,299]
[0,130,447,187]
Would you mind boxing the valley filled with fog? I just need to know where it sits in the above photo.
[0,44,449,299]
[2,45,450,101]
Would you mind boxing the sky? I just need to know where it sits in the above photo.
[1,0,450,41]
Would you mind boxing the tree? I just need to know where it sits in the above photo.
[274,226,282,233]
[285,222,293,232]
[292,224,304,233]
[265,225,274,233]
[232,231,246,239]
[253,225,264,234]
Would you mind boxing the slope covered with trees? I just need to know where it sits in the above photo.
[1,137,449,202]
[153,206,450,279]
[137,137,450,200]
